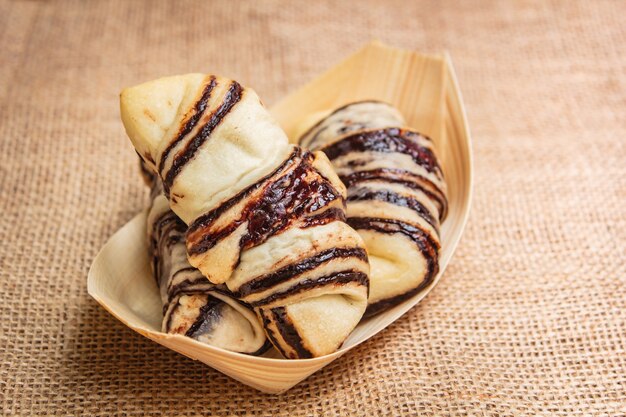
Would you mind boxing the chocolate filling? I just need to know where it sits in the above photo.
[348,217,440,253]
[364,271,439,317]
[186,148,300,255]
[137,153,157,185]
[249,340,273,356]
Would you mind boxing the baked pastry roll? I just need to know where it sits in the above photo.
[146,177,268,354]
[121,75,369,358]
[299,101,447,316]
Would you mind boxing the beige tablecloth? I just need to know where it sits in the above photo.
[1,0,624,415]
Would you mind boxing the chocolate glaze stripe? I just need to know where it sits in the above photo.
[166,267,200,292]
[302,206,346,228]
[187,147,300,244]
[163,296,176,326]
[207,283,235,299]
[347,216,440,253]
[167,287,272,355]
[271,307,313,359]
[151,212,186,285]
[167,276,212,302]
[153,225,185,265]
[249,270,368,308]
[163,80,243,193]
[347,188,438,231]
[152,211,186,241]
[340,168,448,221]
[234,160,343,251]
[298,100,391,148]
[158,76,217,177]
[259,309,290,358]
[301,124,330,150]
[184,295,222,338]
[167,267,199,284]
[321,128,443,176]
[234,247,368,298]
[152,211,182,233]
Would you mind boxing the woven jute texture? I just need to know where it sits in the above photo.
[1,0,625,415]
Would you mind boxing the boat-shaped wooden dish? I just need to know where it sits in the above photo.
[88,42,473,394]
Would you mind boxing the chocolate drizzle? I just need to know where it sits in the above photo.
[234,247,367,298]
[347,188,438,230]
[187,149,344,256]
[271,307,313,359]
[163,80,243,194]
[150,210,187,286]
[260,310,290,358]
[347,217,440,253]
[187,147,300,237]
[158,76,217,178]
[301,206,346,228]
[298,100,390,148]
[364,272,438,317]
[249,270,368,308]
[184,295,223,338]
[239,154,340,249]
[322,128,442,176]
[340,168,448,220]
[167,272,211,302]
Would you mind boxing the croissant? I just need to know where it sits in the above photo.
[145,174,269,354]
[299,101,447,316]
[121,75,369,358]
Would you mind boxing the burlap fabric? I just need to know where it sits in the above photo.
[1,0,624,415]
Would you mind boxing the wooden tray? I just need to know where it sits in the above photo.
[88,41,473,394]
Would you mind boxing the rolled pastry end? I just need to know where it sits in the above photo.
[164,292,269,354]
[259,292,368,358]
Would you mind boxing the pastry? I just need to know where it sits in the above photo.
[121,75,369,358]
[146,173,268,354]
[299,101,447,316]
